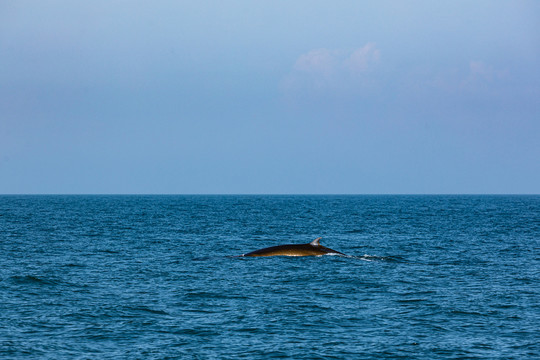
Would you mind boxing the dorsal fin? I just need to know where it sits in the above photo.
[310,237,322,246]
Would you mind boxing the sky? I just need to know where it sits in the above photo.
[1,0,539,194]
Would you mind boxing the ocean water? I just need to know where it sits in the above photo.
[0,195,538,359]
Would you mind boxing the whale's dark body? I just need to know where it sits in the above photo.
[241,237,346,257]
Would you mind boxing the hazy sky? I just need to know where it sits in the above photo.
[1,1,539,194]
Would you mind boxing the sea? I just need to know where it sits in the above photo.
[0,195,538,359]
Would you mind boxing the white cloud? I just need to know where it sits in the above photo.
[283,45,520,115]
[293,48,339,78]
[282,43,382,95]
[419,60,509,96]
[344,42,380,74]
[466,60,508,84]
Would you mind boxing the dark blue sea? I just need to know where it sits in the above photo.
[1,195,539,359]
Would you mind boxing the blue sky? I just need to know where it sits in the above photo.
[1,1,539,194]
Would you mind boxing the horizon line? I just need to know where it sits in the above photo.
[1,193,538,196]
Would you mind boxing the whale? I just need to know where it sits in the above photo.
[240,237,346,257]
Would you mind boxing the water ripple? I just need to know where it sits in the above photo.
[0,195,538,359]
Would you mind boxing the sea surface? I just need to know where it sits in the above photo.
[0,195,539,359]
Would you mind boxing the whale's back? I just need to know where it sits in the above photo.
[241,238,345,257]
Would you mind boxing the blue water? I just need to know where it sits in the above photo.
[1,195,539,359]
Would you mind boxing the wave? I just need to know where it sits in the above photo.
[9,275,59,286]
[128,306,169,316]
[345,229,365,234]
